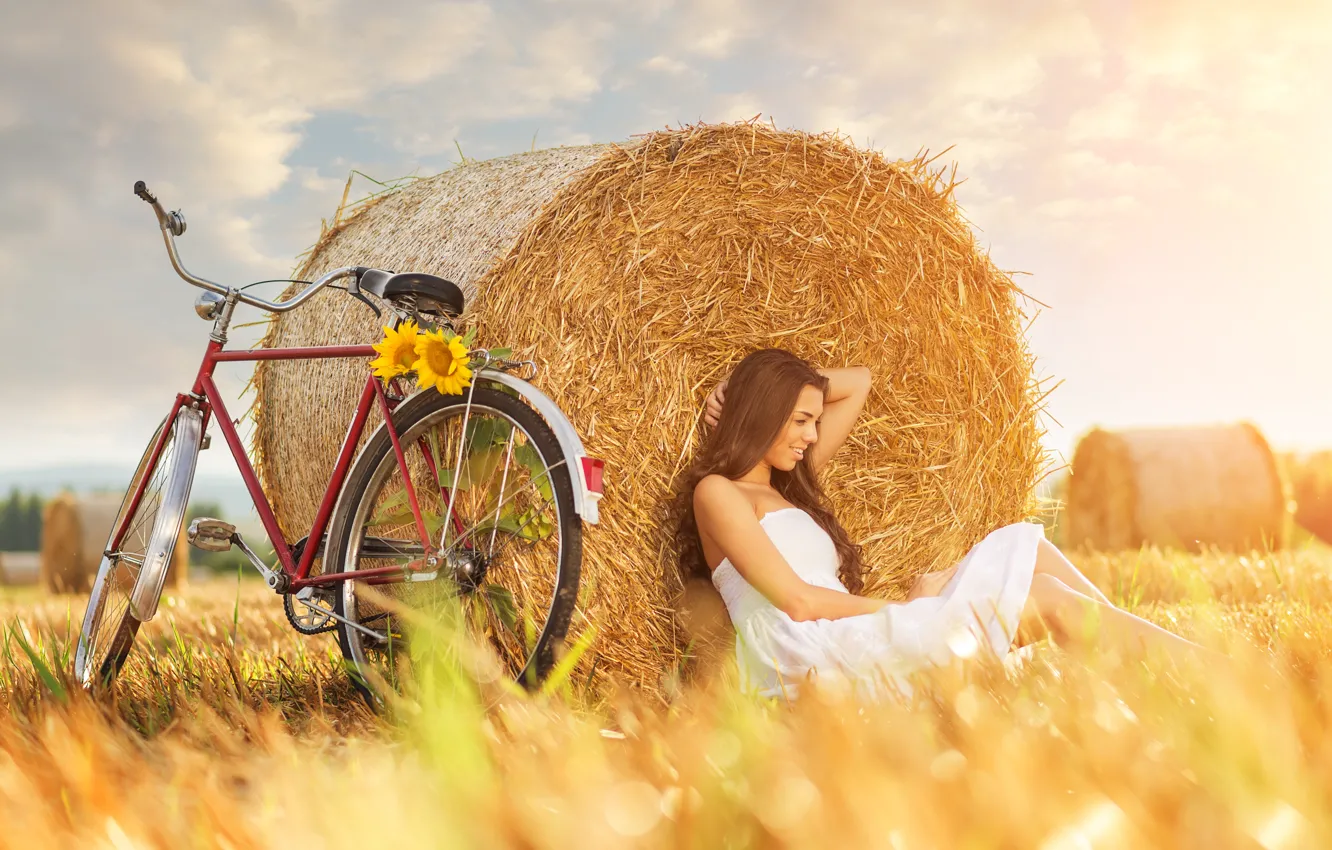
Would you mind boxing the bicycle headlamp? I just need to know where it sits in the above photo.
[194,291,224,320]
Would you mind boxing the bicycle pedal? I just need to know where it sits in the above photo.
[187,517,236,552]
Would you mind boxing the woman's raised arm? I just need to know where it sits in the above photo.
[806,366,871,473]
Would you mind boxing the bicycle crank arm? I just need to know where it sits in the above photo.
[236,531,289,593]
[188,516,289,592]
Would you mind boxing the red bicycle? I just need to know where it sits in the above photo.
[74,181,605,702]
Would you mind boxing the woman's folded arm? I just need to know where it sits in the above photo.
[784,584,892,622]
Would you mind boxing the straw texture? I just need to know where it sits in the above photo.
[39,493,188,594]
[1065,424,1288,553]
[253,122,1050,697]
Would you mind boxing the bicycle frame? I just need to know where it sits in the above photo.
[115,336,444,594]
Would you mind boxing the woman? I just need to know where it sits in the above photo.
[672,348,1211,700]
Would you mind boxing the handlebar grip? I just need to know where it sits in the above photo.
[134,180,157,204]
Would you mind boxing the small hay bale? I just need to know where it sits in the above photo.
[1064,423,1288,553]
[253,122,1049,697]
[0,551,40,586]
[39,493,189,594]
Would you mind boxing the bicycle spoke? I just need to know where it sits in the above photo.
[85,561,133,673]
[486,490,558,563]
[485,426,519,555]
[440,460,565,555]
[124,490,159,546]
[421,414,541,547]
[120,445,172,552]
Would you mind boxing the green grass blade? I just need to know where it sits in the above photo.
[10,623,68,704]
[538,625,597,700]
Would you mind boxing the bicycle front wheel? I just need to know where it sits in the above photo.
[325,385,582,704]
[75,407,201,689]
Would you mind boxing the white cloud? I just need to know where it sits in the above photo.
[644,55,691,75]
[367,14,619,156]
[1034,194,1138,220]
[551,130,595,146]
[707,93,764,124]
[692,28,736,57]
[294,166,348,195]
[1067,92,1139,142]
[669,0,755,58]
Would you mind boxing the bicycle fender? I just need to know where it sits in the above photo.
[128,407,204,620]
[474,371,600,525]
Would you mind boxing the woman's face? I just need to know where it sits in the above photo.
[764,384,824,471]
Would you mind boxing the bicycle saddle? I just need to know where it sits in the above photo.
[357,268,465,319]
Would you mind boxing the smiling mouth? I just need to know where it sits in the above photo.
[792,447,806,459]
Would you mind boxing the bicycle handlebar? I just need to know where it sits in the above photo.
[133,179,359,314]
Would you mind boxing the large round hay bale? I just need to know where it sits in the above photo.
[1064,424,1288,553]
[253,122,1048,695]
[39,493,189,594]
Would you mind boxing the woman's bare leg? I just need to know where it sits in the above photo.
[1018,574,1216,667]
[1033,539,1113,606]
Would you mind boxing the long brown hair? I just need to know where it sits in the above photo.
[671,348,865,595]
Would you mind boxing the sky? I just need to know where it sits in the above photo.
[0,0,1330,486]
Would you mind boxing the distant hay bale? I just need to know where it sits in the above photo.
[1065,424,1288,553]
[1287,450,1332,545]
[0,551,39,586]
[253,122,1049,696]
[1033,468,1070,548]
[39,493,189,594]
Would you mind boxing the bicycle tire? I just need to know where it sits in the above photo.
[75,407,201,689]
[325,384,582,705]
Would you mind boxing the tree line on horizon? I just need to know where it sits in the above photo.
[0,489,43,551]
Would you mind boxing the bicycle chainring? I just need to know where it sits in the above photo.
[283,587,339,635]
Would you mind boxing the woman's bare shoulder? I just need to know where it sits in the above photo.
[693,475,755,524]
[694,474,737,510]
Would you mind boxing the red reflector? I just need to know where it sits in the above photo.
[580,457,604,494]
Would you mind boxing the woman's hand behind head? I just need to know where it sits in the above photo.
[703,377,729,428]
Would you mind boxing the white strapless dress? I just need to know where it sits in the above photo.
[709,508,1045,700]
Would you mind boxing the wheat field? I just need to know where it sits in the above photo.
[2,540,1332,849]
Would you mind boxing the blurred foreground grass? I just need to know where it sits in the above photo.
[3,545,1332,849]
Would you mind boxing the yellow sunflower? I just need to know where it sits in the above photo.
[369,321,420,383]
[414,328,473,395]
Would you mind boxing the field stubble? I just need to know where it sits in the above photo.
[2,545,1332,849]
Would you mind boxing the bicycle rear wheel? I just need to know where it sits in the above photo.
[75,407,201,689]
[325,385,582,704]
